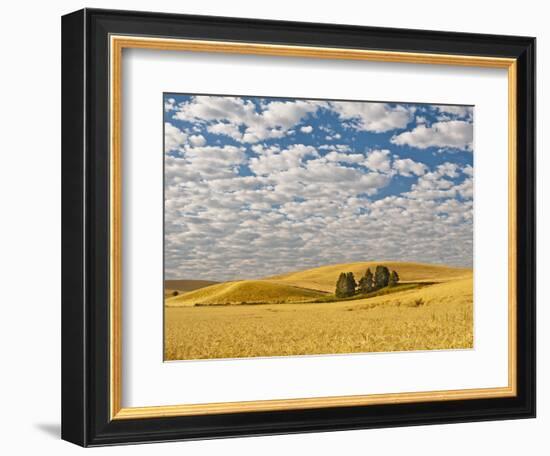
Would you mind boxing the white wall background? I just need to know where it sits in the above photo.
[0,0,545,454]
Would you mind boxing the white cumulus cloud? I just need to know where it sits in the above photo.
[330,102,413,133]
[393,158,427,177]
[435,105,473,119]
[364,149,392,173]
[164,122,187,153]
[173,96,325,143]
[390,120,473,151]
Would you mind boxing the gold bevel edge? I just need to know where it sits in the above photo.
[508,62,518,396]
[109,37,123,419]
[109,35,518,421]
[113,386,515,419]
[112,35,515,68]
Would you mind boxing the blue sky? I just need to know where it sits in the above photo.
[164,94,473,281]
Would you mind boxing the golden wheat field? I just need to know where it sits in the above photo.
[164,262,473,361]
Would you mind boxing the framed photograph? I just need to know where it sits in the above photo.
[61,8,535,446]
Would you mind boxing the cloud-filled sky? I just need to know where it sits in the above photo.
[164,94,473,281]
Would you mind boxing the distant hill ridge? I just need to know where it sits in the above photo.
[165,279,219,293]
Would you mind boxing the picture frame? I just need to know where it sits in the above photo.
[61,8,535,447]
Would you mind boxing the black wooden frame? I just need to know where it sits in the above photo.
[62,8,536,447]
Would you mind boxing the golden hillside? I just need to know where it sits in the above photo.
[164,279,219,298]
[165,280,325,307]
[264,261,471,293]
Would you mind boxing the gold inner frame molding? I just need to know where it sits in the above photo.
[109,35,518,420]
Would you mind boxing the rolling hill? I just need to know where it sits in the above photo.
[264,261,471,293]
[165,280,325,307]
[165,262,471,307]
[164,279,219,298]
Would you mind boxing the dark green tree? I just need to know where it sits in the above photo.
[374,265,390,290]
[365,268,374,292]
[346,272,357,296]
[358,268,374,294]
[388,270,399,287]
[335,272,356,298]
[357,277,367,294]
[335,272,348,298]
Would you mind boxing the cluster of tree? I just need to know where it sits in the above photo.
[335,265,399,298]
